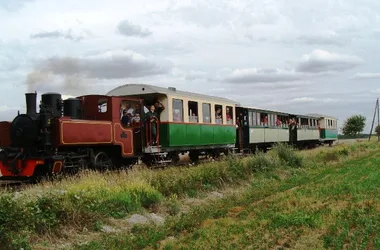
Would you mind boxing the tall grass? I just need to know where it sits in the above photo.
[0,141,378,249]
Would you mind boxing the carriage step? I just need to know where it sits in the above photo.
[154,160,172,164]
[144,146,163,153]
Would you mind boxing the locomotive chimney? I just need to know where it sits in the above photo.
[25,92,37,115]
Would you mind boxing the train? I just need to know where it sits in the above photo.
[0,84,338,181]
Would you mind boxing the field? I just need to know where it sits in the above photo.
[1,141,380,249]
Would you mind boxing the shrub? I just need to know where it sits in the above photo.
[272,143,303,168]
[245,152,280,172]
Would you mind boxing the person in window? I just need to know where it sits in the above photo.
[145,105,159,145]
[263,116,268,125]
[215,107,222,123]
[132,113,141,127]
[135,103,141,115]
[125,103,135,116]
[276,118,282,126]
[226,107,232,122]
[121,109,130,127]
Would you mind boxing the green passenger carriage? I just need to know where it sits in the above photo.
[107,84,238,162]
[307,113,338,146]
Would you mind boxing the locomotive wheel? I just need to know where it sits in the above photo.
[94,152,113,170]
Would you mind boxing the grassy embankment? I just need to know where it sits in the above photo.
[1,141,380,249]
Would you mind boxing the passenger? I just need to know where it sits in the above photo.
[125,103,135,116]
[154,100,165,118]
[263,116,268,125]
[121,109,130,127]
[135,103,141,115]
[215,108,222,124]
[276,118,282,126]
[226,107,232,122]
[145,105,158,145]
[132,113,141,127]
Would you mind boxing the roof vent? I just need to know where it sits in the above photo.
[168,87,176,91]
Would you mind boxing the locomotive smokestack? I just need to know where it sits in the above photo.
[25,92,37,115]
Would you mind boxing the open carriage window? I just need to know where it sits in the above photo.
[173,99,183,122]
[215,104,223,124]
[188,101,198,123]
[119,100,142,127]
[226,106,233,124]
[98,98,108,113]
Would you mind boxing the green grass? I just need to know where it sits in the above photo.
[0,141,379,249]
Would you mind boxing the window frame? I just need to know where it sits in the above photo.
[172,98,184,122]
[202,103,211,124]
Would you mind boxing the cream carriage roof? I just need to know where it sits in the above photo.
[106,83,240,105]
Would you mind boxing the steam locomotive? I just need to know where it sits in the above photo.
[0,91,134,181]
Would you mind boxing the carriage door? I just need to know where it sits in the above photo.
[132,101,143,154]
[235,107,250,150]
[289,115,298,143]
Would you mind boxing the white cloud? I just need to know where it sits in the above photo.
[370,88,380,94]
[352,73,380,79]
[289,97,338,104]
[224,68,304,83]
[296,49,364,73]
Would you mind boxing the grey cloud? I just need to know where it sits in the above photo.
[117,20,152,37]
[37,50,171,79]
[30,30,83,41]
[25,50,172,94]
[224,68,305,83]
[296,49,363,73]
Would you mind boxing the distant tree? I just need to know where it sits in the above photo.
[376,124,380,136]
[342,115,366,136]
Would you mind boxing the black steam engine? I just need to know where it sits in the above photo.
[0,92,84,179]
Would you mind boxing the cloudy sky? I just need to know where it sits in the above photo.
[1,0,380,132]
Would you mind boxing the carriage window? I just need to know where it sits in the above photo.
[257,112,261,126]
[226,106,233,124]
[202,103,211,123]
[172,99,183,122]
[98,98,108,113]
[300,118,308,127]
[215,104,223,124]
[188,101,198,123]
[248,111,253,126]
